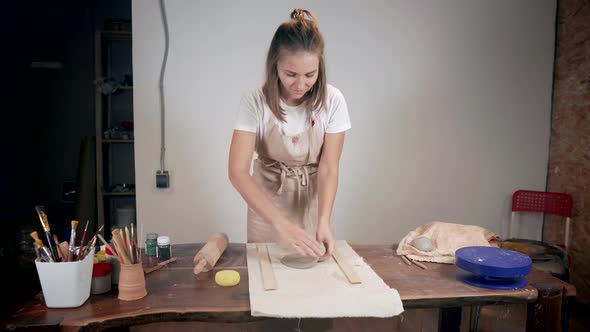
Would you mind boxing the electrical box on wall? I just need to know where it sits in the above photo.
[156,170,169,188]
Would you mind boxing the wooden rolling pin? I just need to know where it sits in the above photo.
[193,233,229,275]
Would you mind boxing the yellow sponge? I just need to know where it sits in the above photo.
[215,270,240,287]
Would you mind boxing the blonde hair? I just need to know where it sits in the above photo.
[262,8,327,122]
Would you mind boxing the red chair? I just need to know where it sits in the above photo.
[508,189,573,251]
[502,190,573,282]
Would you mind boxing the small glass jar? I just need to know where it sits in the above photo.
[145,233,158,257]
[157,235,171,260]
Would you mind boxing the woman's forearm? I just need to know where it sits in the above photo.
[317,164,339,226]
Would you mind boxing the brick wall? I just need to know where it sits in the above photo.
[545,0,590,302]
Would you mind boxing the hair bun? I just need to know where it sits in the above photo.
[290,8,316,23]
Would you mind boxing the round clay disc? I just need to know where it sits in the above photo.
[280,254,318,269]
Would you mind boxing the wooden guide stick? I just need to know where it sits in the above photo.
[256,244,277,291]
[332,246,362,284]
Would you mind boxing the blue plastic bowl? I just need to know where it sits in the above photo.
[456,246,532,279]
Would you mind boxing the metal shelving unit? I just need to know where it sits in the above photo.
[94,30,135,240]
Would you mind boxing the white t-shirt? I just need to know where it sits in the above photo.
[234,84,351,136]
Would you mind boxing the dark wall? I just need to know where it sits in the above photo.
[545,0,590,303]
[0,0,130,320]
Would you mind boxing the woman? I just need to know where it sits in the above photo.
[229,8,351,261]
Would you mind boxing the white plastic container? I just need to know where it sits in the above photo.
[34,249,94,308]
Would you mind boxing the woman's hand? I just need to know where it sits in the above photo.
[274,220,324,257]
[316,223,335,262]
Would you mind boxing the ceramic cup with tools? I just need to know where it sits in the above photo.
[118,262,147,301]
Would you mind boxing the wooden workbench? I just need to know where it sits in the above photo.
[6,243,575,332]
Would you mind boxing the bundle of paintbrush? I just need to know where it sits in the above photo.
[33,206,102,263]
[96,224,140,265]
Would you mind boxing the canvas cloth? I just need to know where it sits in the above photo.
[246,240,404,318]
[396,221,500,264]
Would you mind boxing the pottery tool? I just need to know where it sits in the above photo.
[112,229,132,264]
[131,223,137,263]
[59,241,70,262]
[409,258,428,270]
[256,243,277,290]
[455,246,532,290]
[144,257,177,274]
[193,232,229,275]
[30,231,54,262]
[34,206,59,262]
[400,255,412,266]
[139,223,144,262]
[332,246,362,284]
[124,226,134,263]
[68,220,79,261]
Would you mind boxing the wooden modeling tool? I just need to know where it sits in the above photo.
[401,255,427,270]
[256,243,277,290]
[144,257,177,274]
[400,255,412,266]
[410,258,428,270]
[59,241,70,262]
[193,233,229,275]
[112,229,132,264]
[131,223,137,262]
[125,226,134,263]
[68,220,78,262]
[332,246,362,284]
[139,223,144,262]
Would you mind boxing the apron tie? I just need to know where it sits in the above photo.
[260,159,313,195]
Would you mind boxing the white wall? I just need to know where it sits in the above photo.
[132,0,556,244]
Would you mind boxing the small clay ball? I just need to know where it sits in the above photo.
[411,236,433,252]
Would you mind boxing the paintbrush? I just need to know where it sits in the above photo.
[80,236,96,260]
[97,233,119,261]
[34,206,59,262]
[68,220,78,261]
[81,224,103,258]
[30,231,54,262]
[78,220,89,255]
[53,234,66,262]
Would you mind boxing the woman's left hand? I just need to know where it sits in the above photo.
[316,223,335,262]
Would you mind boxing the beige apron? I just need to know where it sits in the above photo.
[247,110,324,243]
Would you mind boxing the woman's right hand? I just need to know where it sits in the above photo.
[274,220,324,257]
